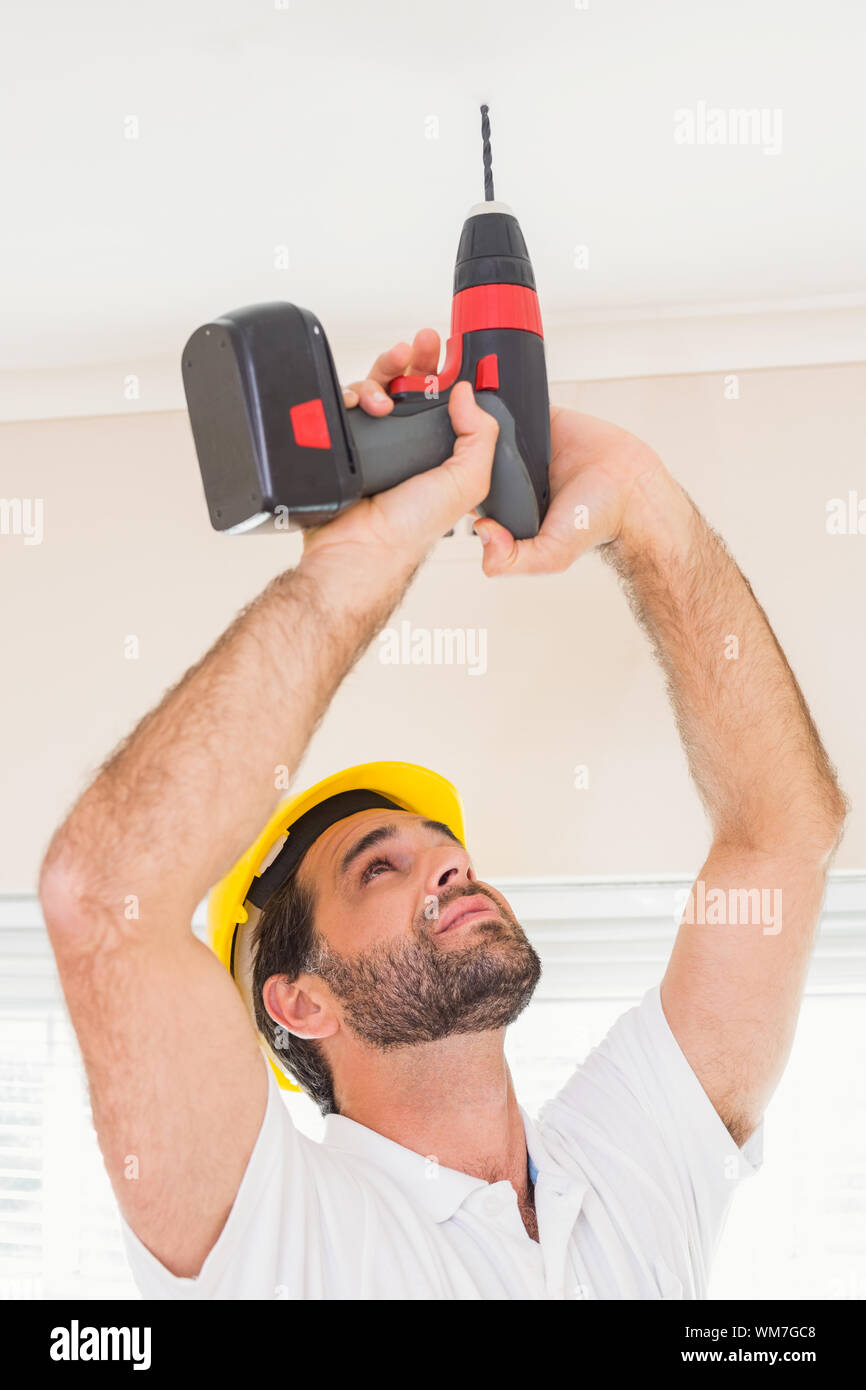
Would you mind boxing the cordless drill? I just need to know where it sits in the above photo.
[182,107,551,540]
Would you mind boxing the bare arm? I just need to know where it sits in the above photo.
[40,557,408,1278]
[475,409,847,1145]
[39,346,499,1276]
[603,465,846,1143]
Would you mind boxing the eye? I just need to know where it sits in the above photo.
[360,856,395,885]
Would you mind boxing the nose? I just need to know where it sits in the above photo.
[424,844,475,896]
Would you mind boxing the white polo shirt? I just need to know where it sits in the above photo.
[121,986,763,1299]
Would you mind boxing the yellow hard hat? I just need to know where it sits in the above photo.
[207,761,466,1091]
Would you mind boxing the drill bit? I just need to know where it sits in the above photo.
[480,104,494,202]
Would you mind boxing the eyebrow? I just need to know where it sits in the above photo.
[339,819,462,879]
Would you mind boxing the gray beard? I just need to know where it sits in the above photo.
[306,888,542,1049]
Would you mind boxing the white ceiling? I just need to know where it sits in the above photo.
[2,0,865,398]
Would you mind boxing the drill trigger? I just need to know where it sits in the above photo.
[388,334,463,397]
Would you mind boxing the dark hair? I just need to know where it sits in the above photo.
[250,874,337,1116]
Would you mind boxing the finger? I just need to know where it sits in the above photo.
[363,381,500,546]
[349,375,397,415]
[472,515,588,577]
[347,341,412,414]
[447,378,499,443]
[471,517,518,572]
[365,340,412,390]
[437,381,500,515]
[472,518,561,576]
[346,330,442,410]
[404,327,441,379]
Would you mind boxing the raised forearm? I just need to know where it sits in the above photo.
[603,465,846,853]
[41,547,417,927]
[40,373,499,937]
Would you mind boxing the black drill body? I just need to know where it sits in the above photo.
[182,109,551,539]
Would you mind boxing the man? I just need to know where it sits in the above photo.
[39,330,846,1299]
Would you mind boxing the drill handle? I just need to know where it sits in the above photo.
[346,394,541,540]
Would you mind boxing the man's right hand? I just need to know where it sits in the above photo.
[301,329,499,572]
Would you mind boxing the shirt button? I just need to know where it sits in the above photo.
[483,1191,503,1215]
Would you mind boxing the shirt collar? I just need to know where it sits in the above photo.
[322,1113,487,1221]
[519,1104,582,1196]
[321,1104,581,1223]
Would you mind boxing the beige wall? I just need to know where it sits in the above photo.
[2,361,864,894]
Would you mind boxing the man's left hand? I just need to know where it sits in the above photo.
[473,405,666,576]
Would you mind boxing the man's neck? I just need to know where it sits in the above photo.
[332,1030,537,1235]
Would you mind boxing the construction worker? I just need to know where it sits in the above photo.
[39,330,846,1299]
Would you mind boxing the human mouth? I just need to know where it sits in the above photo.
[434,895,502,936]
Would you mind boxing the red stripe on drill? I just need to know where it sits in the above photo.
[474,353,499,391]
[388,284,542,396]
[452,283,543,338]
[290,397,331,449]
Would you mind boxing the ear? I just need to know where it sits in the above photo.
[262,973,339,1042]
